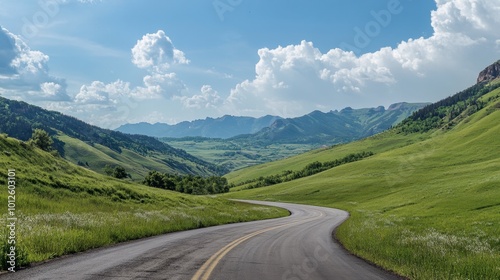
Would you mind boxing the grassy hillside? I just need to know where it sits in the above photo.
[0,135,288,270]
[225,82,500,279]
[0,97,224,179]
[226,129,432,186]
[58,134,214,180]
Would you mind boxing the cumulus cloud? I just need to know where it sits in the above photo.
[226,0,500,117]
[135,72,186,99]
[131,30,189,72]
[70,30,191,127]
[176,85,223,109]
[79,30,189,103]
[75,80,131,104]
[0,26,70,101]
[76,72,187,107]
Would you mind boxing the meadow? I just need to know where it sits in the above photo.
[164,137,314,171]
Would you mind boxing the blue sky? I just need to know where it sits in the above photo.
[1,0,499,128]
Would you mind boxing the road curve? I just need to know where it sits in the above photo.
[1,201,401,280]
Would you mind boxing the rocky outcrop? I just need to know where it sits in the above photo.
[477,60,500,83]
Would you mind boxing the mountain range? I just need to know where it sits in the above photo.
[116,102,427,144]
[118,102,428,144]
[116,115,282,139]
[235,102,429,144]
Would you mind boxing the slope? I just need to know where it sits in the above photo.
[0,134,288,270]
[225,78,500,278]
[0,97,224,178]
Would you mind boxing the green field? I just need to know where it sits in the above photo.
[164,137,314,171]
[0,135,288,270]
[225,85,500,279]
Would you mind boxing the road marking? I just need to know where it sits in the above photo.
[191,211,325,280]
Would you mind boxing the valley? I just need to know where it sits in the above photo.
[0,59,499,279]
[1,2,499,279]
[160,102,427,171]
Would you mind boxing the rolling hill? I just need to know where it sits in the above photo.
[0,97,225,179]
[0,132,287,270]
[225,61,500,279]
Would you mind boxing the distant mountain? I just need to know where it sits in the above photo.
[116,115,282,139]
[0,97,224,178]
[233,102,429,144]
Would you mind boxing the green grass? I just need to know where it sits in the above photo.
[58,134,213,180]
[58,134,169,180]
[224,92,500,279]
[226,130,433,186]
[164,137,314,172]
[0,135,288,269]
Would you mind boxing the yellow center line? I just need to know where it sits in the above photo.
[191,211,325,280]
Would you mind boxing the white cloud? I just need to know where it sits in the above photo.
[4,1,500,130]
[134,72,186,99]
[75,80,132,104]
[226,0,500,117]
[131,30,189,72]
[71,30,190,127]
[40,82,63,97]
[0,26,70,101]
[176,85,223,109]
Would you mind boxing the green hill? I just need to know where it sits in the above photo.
[225,69,500,278]
[0,134,287,270]
[0,97,225,179]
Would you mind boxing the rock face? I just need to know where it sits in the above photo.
[477,60,500,83]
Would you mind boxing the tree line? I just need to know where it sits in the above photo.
[238,151,374,190]
[143,171,232,195]
[396,82,500,134]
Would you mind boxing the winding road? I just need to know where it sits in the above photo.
[1,201,401,280]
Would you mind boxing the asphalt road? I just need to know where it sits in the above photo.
[1,201,401,280]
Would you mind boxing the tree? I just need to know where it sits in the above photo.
[143,171,166,189]
[104,165,129,179]
[29,129,53,151]
[113,166,129,179]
